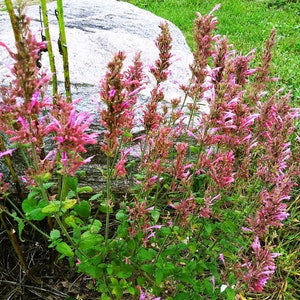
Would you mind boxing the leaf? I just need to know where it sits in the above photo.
[90,219,102,232]
[150,209,160,223]
[11,212,25,242]
[17,219,25,242]
[79,232,104,255]
[65,175,78,192]
[190,145,200,154]
[43,182,55,190]
[42,202,59,214]
[122,131,133,138]
[77,186,93,193]
[225,287,236,300]
[74,200,91,218]
[137,248,157,262]
[64,215,77,227]
[22,196,37,214]
[22,197,48,220]
[115,210,127,221]
[63,199,77,210]
[89,192,103,201]
[56,242,74,257]
[140,264,155,275]
[155,268,164,284]
[50,229,61,240]
[117,265,134,279]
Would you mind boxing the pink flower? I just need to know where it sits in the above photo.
[0,149,15,158]
[114,149,129,177]
[242,236,280,292]
[47,98,97,175]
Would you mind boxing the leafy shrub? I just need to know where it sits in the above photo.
[0,3,299,299]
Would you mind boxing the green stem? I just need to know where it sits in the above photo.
[4,0,21,43]
[54,213,87,258]
[56,0,71,101]
[0,212,27,271]
[40,0,58,97]
[0,137,25,200]
[105,156,112,244]
[4,199,50,239]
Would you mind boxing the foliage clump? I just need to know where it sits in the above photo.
[0,3,299,299]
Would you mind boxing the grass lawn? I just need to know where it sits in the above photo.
[126,0,300,105]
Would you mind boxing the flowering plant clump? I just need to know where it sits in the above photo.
[0,3,299,300]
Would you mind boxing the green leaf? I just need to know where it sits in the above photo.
[79,232,104,255]
[116,210,127,221]
[77,186,93,193]
[150,209,160,223]
[100,203,113,213]
[204,222,213,235]
[225,287,236,300]
[117,265,134,279]
[155,268,164,284]
[123,131,133,138]
[89,192,103,201]
[140,264,155,275]
[65,175,78,192]
[56,242,74,257]
[64,215,77,227]
[137,248,157,262]
[90,219,102,233]
[42,202,59,214]
[22,197,48,220]
[50,229,61,240]
[17,219,25,242]
[175,293,191,300]
[43,182,55,190]
[204,277,213,294]
[11,212,25,242]
[74,200,91,218]
[63,199,77,210]
[22,195,37,213]
[190,145,200,154]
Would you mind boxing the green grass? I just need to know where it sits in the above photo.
[126,0,300,105]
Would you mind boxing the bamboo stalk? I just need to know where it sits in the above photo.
[56,0,71,101]
[40,0,58,98]
[4,0,21,43]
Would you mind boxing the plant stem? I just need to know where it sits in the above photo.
[54,213,87,258]
[105,157,112,244]
[56,0,71,101]
[0,137,25,200]
[40,0,58,98]
[0,212,27,271]
[4,199,50,239]
[4,0,21,43]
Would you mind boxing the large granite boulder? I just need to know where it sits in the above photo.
[0,0,193,107]
[0,0,194,196]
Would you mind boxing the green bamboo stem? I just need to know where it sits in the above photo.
[56,0,71,101]
[4,0,21,43]
[40,0,58,97]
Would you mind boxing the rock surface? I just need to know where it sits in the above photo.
[0,0,194,196]
[0,0,193,108]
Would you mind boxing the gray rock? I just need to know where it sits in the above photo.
[0,0,193,108]
[0,0,194,197]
